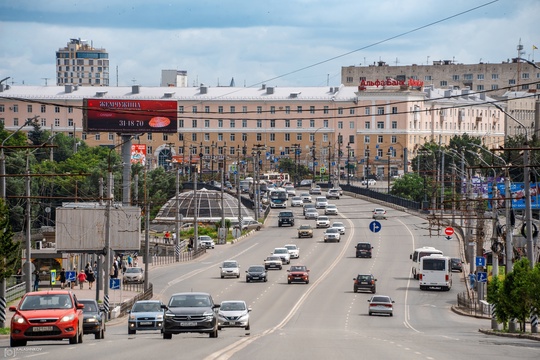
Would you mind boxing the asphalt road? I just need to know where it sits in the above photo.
[1,194,539,359]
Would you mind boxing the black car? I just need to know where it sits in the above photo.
[451,258,463,272]
[161,292,220,339]
[355,242,373,258]
[278,211,295,227]
[353,274,377,293]
[79,298,105,339]
[245,265,268,282]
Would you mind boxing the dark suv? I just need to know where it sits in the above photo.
[353,274,377,293]
[161,292,220,339]
[278,211,295,227]
[355,242,373,258]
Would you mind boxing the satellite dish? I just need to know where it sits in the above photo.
[45,207,51,213]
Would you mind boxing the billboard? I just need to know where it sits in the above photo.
[131,144,147,165]
[487,182,539,210]
[83,99,177,133]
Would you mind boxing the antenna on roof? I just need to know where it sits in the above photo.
[41,78,50,86]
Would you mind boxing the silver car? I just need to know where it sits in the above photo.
[323,228,341,243]
[305,208,319,220]
[128,300,164,334]
[315,196,328,209]
[325,204,338,215]
[291,196,303,207]
[123,267,144,284]
[372,208,387,220]
[220,260,240,278]
[218,300,251,330]
[367,295,394,316]
[331,222,346,235]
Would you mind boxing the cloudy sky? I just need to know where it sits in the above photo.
[0,0,538,88]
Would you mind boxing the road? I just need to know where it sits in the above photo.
[2,194,539,359]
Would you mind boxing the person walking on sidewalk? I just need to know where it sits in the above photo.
[86,267,95,290]
[77,270,87,290]
[32,270,40,292]
[59,268,66,289]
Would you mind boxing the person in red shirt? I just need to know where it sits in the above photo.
[77,270,87,290]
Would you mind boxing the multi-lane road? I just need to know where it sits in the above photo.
[2,194,539,359]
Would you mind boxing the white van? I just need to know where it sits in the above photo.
[419,254,452,291]
[410,246,443,280]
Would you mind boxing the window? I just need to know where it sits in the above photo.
[464,74,473,80]
[230,133,236,142]
[191,133,197,141]
[178,119,184,128]
[365,107,370,115]
[349,121,354,129]
[55,118,61,126]
[391,121,397,129]
[270,106,275,114]
[13,118,19,126]
[217,133,223,141]
[310,106,315,114]
[297,106,302,113]
[204,119,210,128]
[364,135,370,143]
[270,133,275,141]
[285,133,290,141]
[477,74,484,80]
[440,81,448,87]
[204,133,209,141]
[163,134,169,141]
[323,120,328,127]
[338,121,343,129]
[349,108,355,115]
[230,119,235,128]
[256,133,262,141]
[491,84,499,90]
[296,133,302,141]
[452,75,460,81]
[242,119,247,128]
[365,121,370,129]
[218,119,223,128]
[216,106,223,114]
[242,106,248,113]
[270,120,275,128]
[377,121,384,129]
[95,133,101,141]
[377,107,384,115]
[391,136,397,143]
[338,107,343,115]
[476,85,484,91]
[242,133,247,141]
[297,120,302,128]
[0,105,4,112]
[509,79,516,85]
[349,135,354,144]
[310,119,315,127]
[257,106,262,114]
[230,106,235,113]
[27,105,32,113]
[492,74,499,80]
[323,106,329,114]
[391,106,398,114]
[257,119,262,128]
[424,75,432,81]
[179,105,184,113]
[147,133,152,141]
[522,73,530,79]
[377,135,383,143]
[192,106,197,113]
[192,119,197,127]
[67,118,74,127]
[12,104,18,113]
[285,106,290,114]
[285,119,290,128]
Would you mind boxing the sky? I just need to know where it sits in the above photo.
[0,0,538,88]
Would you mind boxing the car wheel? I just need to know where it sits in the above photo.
[69,329,79,344]
[256,226,261,231]
[353,288,357,293]
[264,277,268,282]
[369,312,372,316]
[218,326,222,330]
[372,289,376,294]
[209,328,218,338]
[100,328,105,339]
[128,328,136,335]
[288,280,291,284]
[305,280,309,284]
[10,337,27,347]
[390,313,393,317]
[279,266,282,270]
[246,278,250,283]
[163,332,172,339]
[237,274,240,278]
[245,323,250,331]
[221,275,224,279]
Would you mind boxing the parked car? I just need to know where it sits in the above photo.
[291,196,303,207]
[161,292,220,338]
[325,204,338,215]
[297,224,314,238]
[123,267,144,284]
[9,290,84,347]
[451,257,463,272]
[264,256,283,270]
[355,242,373,258]
[367,295,394,316]
[287,265,310,284]
[372,208,387,220]
[316,215,331,228]
[362,179,377,186]
[218,300,251,330]
[331,222,346,235]
[245,265,268,282]
[128,300,164,335]
[309,186,322,195]
[353,274,377,293]
[220,260,241,278]
[323,228,341,242]
[198,235,216,249]
[79,298,105,339]
[272,247,291,264]
[241,220,262,231]
[284,244,300,259]
[326,189,340,200]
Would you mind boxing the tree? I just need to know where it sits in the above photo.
[0,199,21,282]
[390,173,426,202]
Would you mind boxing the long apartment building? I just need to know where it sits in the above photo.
[0,82,505,179]
[56,38,109,86]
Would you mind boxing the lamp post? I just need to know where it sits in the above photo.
[387,150,392,193]
[346,143,351,186]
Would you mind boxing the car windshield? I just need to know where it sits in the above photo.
[332,223,344,227]
[358,275,372,281]
[199,236,212,240]
[274,249,287,254]
[299,225,311,229]
[279,212,293,217]
[169,295,211,307]
[220,302,246,311]
[248,266,264,272]
[266,256,280,261]
[326,228,338,233]
[20,294,73,310]
[292,197,301,201]
[126,268,142,274]
[371,296,391,303]
[285,245,297,250]
[223,262,238,268]
[290,266,307,272]
[80,301,97,313]
[327,205,336,209]
[318,216,329,220]
[132,302,162,312]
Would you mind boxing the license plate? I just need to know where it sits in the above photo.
[33,326,53,332]
[180,322,197,326]
[361,282,368,284]
[294,277,302,280]
[252,276,259,280]
[140,322,152,325]
[226,321,238,325]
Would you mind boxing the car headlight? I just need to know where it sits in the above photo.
[61,313,75,322]
[12,314,27,324]
[203,311,215,320]
[165,312,175,318]
[87,317,98,323]
[156,314,163,320]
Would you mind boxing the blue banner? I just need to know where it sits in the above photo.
[488,182,539,210]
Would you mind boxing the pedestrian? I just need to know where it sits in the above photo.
[59,268,66,289]
[86,267,95,290]
[77,270,87,289]
[164,231,171,244]
[71,267,77,289]
[127,254,132,267]
[172,232,177,244]
[133,255,138,267]
[33,270,40,292]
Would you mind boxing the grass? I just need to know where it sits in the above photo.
[0,328,10,335]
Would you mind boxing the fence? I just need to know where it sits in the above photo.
[456,291,491,318]
[7,282,26,304]
[117,283,154,318]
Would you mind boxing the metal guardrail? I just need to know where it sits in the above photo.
[117,283,153,318]
[7,282,26,304]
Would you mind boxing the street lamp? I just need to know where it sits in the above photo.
[346,143,351,186]
[387,150,392,193]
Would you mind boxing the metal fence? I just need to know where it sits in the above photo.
[456,291,491,318]
[7,282,26,304]
[117,283,154,318]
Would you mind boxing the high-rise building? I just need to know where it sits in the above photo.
[161,70,188,87]
[56,38,109,86]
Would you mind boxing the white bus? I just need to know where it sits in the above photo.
[419,254,452,291]
[410,246,443,280]
[269,188,288,208]
[260,172,290,184]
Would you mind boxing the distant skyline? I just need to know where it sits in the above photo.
[0,0,538,88]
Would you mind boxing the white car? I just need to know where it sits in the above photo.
[284,185,296,197]
[323,228,341,242]
[362,179,377,186]
[272,247,291,264]
[305,208,319,220]
[123,267,144,283]
[218,300,251,330]
[331,222,346,235]
[291,196,303,207]
[316,215,331,228]
[220,260,240,278]
[198,235,215,249]
[315,196,328,209]
[300,193,312,203]
[325,204,338,215]
[284,244,300,259]
[264,256,283,270]
[372,208,387,220]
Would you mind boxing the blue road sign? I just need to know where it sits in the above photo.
[109,278,121,290]
[376,144,379,148]
[475,256,486,267]
[477,272,488,283]
[375,156,379,160]
[314,161,318,166]
[369,220,382,233]
[66,271,76,282]
[296,149,301,155]
[332,161,336,166]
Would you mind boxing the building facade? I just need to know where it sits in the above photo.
[56,38,109,86]
[0,83,505,180]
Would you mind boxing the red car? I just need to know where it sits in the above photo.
[287,265,310,284]
[10,290,85,347]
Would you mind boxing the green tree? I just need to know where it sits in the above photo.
[390,173,426,202]
[486,275,508,330]
[0,199,21,282]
